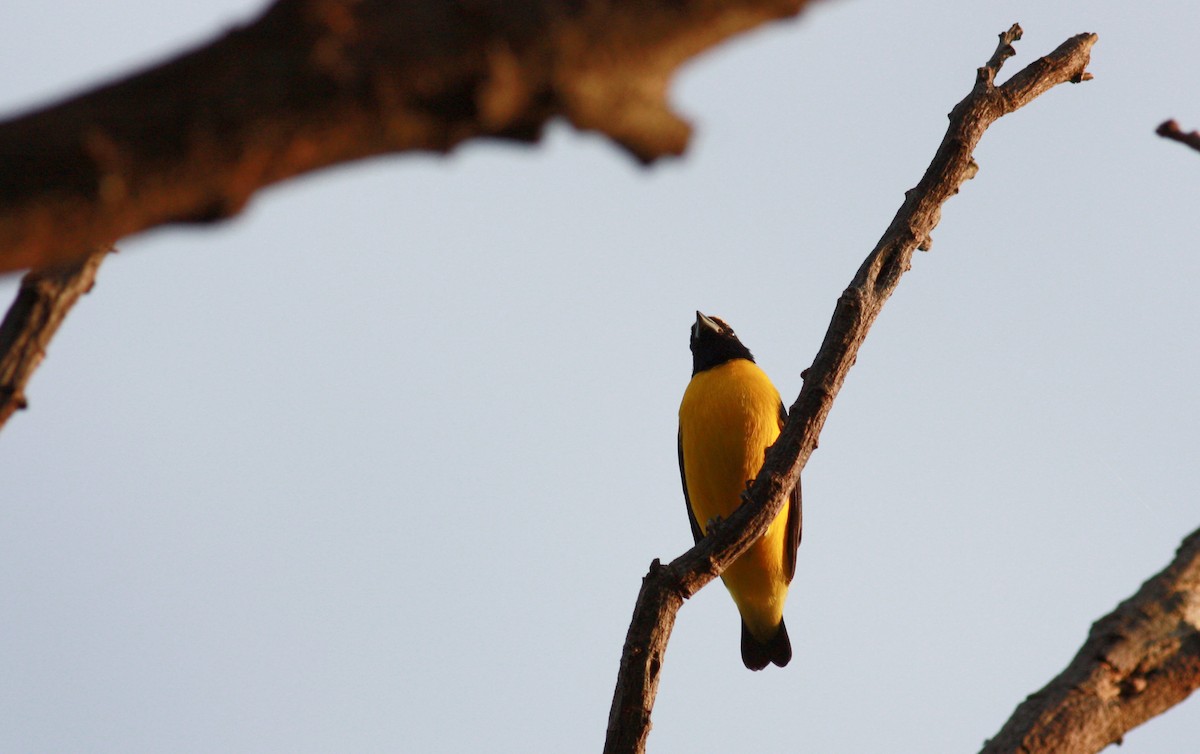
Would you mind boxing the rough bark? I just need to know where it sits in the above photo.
[0,247,110,429]
[0,0,811,274]
[981,527,1200,754]
[1156,119,1200,153]
[603,25,1097,754]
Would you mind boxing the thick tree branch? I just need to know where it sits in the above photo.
[0,248,110,429]
[981,527,1200,754]
[1156,120,1200,154]
[604,24,1096,754]
[0,0,812,274]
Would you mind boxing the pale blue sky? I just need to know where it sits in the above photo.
[2,1,1199,752]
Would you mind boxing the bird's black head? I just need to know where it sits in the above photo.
[690,311,755,375]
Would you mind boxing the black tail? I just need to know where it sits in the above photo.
[740,618,792,671]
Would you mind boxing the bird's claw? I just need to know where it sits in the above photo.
[705,515,724,535]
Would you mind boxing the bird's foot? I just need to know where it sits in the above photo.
[705,515,724,535]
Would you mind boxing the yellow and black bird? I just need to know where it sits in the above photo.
[678,311,801,670]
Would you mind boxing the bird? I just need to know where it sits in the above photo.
[677,311,802,670]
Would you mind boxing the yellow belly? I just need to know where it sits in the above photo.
[679,359,790,641]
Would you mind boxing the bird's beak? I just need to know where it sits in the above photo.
[695,311,720,333]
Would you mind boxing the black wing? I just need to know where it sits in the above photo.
[678,428,705,544]
[780,401,803,582]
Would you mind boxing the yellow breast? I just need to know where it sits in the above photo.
[679,359,783,528]
[679,358,791,638]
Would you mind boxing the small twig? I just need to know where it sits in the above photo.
[980,527,1200,754]
[0,246,110,430]
[1156,119,1200,154]
[603,23,1096,754]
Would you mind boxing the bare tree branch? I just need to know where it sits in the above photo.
[0,0,815,274]
[603,24,1096,754]
[1156,120,1200,153]
[0,248,110,429]
[981,527,1200,754]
